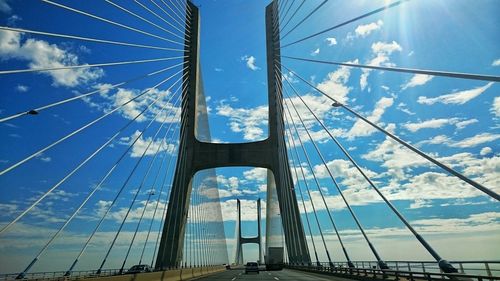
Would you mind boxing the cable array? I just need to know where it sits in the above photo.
[272,0,498,273]
[1,0,227,277]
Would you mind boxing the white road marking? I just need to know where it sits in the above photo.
[231,277,236,281]
[274,277,279,281]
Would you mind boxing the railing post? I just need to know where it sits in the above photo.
[485,262,492,277]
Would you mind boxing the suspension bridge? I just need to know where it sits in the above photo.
[0,0,499,281]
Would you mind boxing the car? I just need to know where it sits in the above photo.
[126,264,152,274]
[245,262,259,274]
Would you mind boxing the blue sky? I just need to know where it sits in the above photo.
[0,0,499,274]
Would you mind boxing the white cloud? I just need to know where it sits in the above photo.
[111,88,148,120]
[196,170,266,201]
[449,133,500,148]
[363,140,500,199]
[409,199,432,209]
[215,102,268,141]
[2,211,499,272]
[455,119,478,130]
[89,85,180,124]
[243,168,267,182]
[401,74,433,90]
[354,20,383,37]
[360,41,402,91]
[402,117,478,133]
[371,40,402,54]
[215,92,341,143]
[219,199,266,222]
[492,96,500,117]
[15,84,28,92]
[120,130,176,158]
[419,133,500,148]
[44,189,78,202]
[7,14,21,25]
[0,29,20,54]
[241,55,260,71]
[0,0,11,13]
[283,93,347,144]
[214,175,239,192]
[439,153,499,191]
[214,67,223,72]
[363,134,430,180]
[396,102,415,115]
[403,118,454,132]
[281,70,298,83]
[417,82,494,105]
[313,158,377,186]
[411,212,500,231]
[316,61,355,104]
[346,97,393,139]
[385,172,481,200]
[310,48,320,56]
[0,30,103,87]
[480,147,492,156]
[39,156,51,162]
[492,59,500,66]
[325,37,337,46]
[96,198,168,224]
[35,152,51,163]
[384,152,500,201]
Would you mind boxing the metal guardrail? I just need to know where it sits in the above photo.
[315,261,500,277]
[0,269,121,281]
[285,261,500,281]
[2,261,499,281]
[0,265,227,281]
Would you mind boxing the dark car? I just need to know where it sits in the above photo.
[245,262,259,274]
[127,264,152,274]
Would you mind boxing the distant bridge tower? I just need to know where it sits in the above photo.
[234,199,262,265]
[155,1,311,269]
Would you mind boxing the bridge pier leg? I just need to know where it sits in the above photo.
[264,1,311,266]
[155,1,200,270]
[234,199,263,265]
[155,0,311,270]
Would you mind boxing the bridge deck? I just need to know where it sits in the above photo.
[194,268,357,281]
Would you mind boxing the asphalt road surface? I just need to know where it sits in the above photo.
[194,268,356,281]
